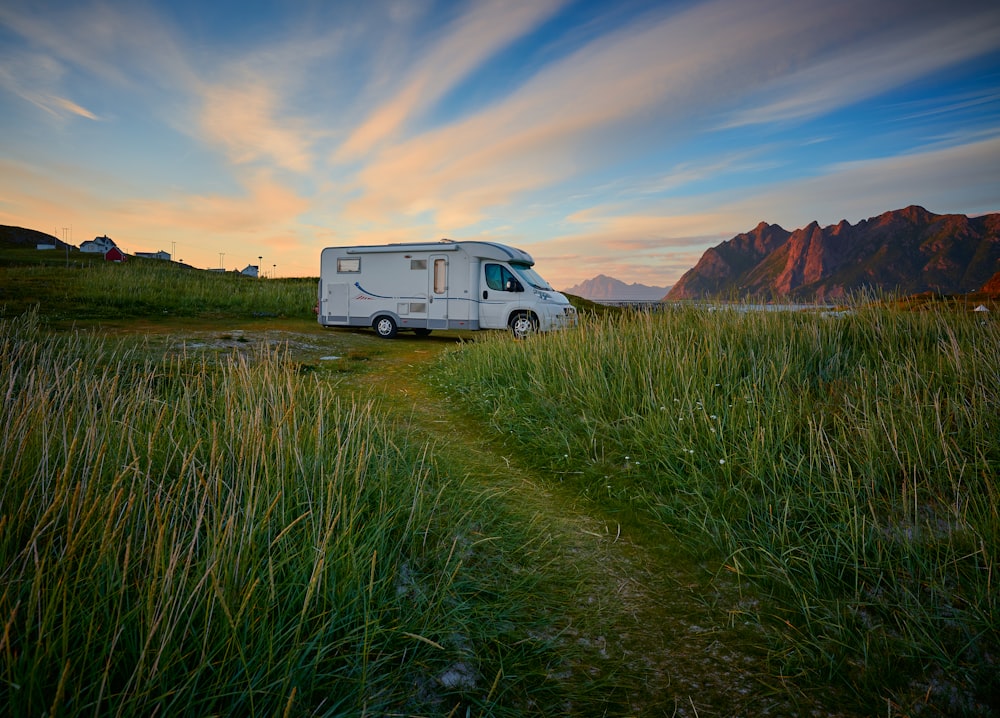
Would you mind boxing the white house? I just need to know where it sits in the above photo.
[80,235,117,253]
[135,250,171,261]
[240,265,259,278]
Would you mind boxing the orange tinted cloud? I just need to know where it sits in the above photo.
[0,158,312,272]
[198,78,316,173]
[339,0,841,231]
[127,170,309,234]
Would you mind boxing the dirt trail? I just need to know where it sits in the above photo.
[357,338,859,717]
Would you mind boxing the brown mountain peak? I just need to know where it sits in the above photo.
[982,271,1000,295]
[666,207,1000,301]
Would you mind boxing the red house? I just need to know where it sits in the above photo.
[104,247,126,263]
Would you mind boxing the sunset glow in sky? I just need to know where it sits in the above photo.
[2,0,999,287]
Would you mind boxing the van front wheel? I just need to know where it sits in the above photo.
[509,311,538,339]
[374,316,398,339]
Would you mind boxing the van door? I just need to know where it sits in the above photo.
[428,255,449,329]
[328,282,349,323]
[479,262,522,329]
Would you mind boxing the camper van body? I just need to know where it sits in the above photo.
[318,241,576,338]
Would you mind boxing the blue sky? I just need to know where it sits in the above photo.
[1,0,998,287]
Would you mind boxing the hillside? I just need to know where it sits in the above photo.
[0,225,69,248]
[667,206,1000,301]
[564,274,669,301]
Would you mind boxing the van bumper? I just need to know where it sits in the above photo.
[542,305,577,331]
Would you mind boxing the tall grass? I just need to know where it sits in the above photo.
[431,303,999,714]
[0,311,535,715]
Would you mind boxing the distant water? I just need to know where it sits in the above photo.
[595,300,840,313]
[700,303,835,312]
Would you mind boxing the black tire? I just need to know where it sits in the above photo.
[508,311,538,339]
[373,315,398,338]
[414,328,432,337]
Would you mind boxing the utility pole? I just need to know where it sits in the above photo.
[219,252,225,269]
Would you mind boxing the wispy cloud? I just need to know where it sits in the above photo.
[536,127,1000,287]
[342,0,979,232]
[124,169,311,236]
[720,5,1000,128]
[337,0,568,160]
[1,0,997,282]
[745,134,1000,224]
[198,77,317,173]
[0,1,197,92]
[44,94,99,120]
[0,49,99,121]
[0,75,100,120]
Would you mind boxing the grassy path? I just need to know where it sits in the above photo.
[77,321,862,714]
[354,333,860,716]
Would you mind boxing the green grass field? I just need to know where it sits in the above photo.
[2,252,997,715]
[0,252,319,321]
[431,305,999,713]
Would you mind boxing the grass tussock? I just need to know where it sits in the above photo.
[0,311,541,715]
[431,303,1000,714]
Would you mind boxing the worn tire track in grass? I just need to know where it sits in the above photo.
[359,337,861,717]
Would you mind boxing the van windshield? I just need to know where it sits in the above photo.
[511,263,554,291]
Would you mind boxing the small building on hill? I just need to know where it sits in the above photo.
[135,250,171,261]
[240,265,259,278]
[80,235,117,253]
[104,247,126,263]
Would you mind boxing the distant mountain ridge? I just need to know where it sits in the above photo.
[564,274,669,301]
[667,206,1000,301]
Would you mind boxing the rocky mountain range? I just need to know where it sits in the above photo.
[564,274,669,301]
[666,206,1000,301]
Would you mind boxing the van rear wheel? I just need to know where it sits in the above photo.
[509,311,538,339]
[374,316,398,339]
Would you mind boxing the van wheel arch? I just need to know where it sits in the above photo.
[373,315,398,338]
[508,311,538,339]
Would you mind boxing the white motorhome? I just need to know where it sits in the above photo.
[318,240,576,338]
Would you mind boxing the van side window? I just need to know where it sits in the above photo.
[337,258,361,273]
[485,263,516,291]
[433,258,447,294]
